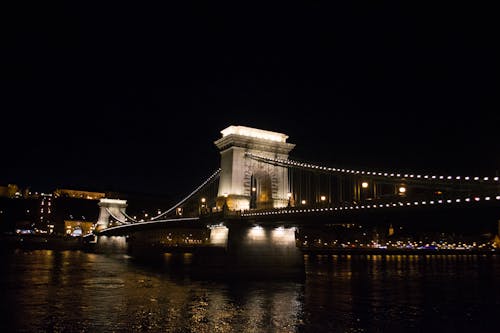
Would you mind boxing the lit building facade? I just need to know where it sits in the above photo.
[53,189,105,200]
[37,193,54,233]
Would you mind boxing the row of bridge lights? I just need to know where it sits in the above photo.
[242,195,500,217]
[247,153,500,183]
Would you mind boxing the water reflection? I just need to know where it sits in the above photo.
[1,250,499,332]
[1,250,303,332]
[302,253,499,332]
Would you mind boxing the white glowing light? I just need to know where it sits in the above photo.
[248,225,266,241]
[209,225,229,246]
[99,198,127,205]
[221,125,288,142]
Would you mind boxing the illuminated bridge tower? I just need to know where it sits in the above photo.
[214,125,295,211]
[95,198,128,232]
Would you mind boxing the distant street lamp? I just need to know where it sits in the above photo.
[361,181,370,201]
[200,197,207,215]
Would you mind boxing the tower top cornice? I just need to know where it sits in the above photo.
[214,125,295,154]
[220,125,289,143]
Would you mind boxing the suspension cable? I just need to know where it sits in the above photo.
[245,152,500,185]
[105,207,130,224]
[122,211,139,223]
[149,168,221,220]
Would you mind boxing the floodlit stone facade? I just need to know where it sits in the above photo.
[214,126,295,211]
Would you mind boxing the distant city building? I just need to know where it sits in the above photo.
[1,183,173,235]
[53,189,105,200]
[0,184,22,198]
[37,193,54,233]
[1,184,104,235]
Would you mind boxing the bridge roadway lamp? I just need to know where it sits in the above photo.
[361,182,369,188]
[398,186,407,194]
[199,197,207,214]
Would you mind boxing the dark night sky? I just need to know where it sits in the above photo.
[2,1,499,199]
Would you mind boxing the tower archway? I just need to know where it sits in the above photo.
[251,171,274,209]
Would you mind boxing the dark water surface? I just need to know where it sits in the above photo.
[1,250,499,332]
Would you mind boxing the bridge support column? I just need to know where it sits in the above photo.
[225,224,304,278]
[95,198,128,232]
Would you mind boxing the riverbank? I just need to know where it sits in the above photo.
[1,234,497,255]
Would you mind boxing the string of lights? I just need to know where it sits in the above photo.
[246,153,500,184]
[241,195,500,217]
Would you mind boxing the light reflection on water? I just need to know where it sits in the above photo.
[1,249,499,332]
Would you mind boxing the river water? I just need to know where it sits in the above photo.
[1,249,499,332]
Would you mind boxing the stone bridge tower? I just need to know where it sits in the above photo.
[214,125,295,211]
[95,198,128,231]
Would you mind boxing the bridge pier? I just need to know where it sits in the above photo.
[223,224,304,278]
[94,223,305,279]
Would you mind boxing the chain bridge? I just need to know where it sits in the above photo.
[85,125,500,275]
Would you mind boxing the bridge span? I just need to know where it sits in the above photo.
[85,125,500,274]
